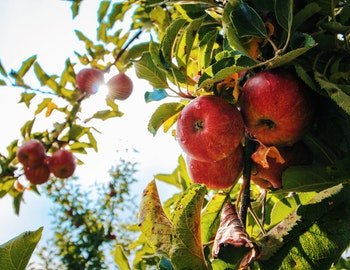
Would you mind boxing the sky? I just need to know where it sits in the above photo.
[0,0,182,250]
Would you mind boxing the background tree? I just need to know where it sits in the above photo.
[1,0,350,270]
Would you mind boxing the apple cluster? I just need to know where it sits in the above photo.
[76,68,133,100]
[176,95,245,189]
[176,69,316,190]
[16,139,76,185]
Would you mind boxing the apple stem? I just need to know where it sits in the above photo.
[239,135,256,227]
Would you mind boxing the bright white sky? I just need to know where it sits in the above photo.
[0,0,182,247]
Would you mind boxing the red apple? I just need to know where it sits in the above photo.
[176,95,244,162]
[106,72,133,100]
[187,145,244,189]
[16,139,46,168]
[76,68,104,95]
[239,70,316,146]
[24,164,51,185]
[49,149,76,178]
[251,142,312,189]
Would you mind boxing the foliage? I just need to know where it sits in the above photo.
[28,154,138,270]
[1,0,350,269]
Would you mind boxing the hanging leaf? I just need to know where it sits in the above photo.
[155,155,192,190]
[113,245,131,270]
[138,180,172,254]
[0,61,7,77]
[17,55,37,78]
[315,72,350,116]
[169,184,208,270]
[147,102,185,136]
[230,2,267,38]
[274,0,293,32]
[97,1,110,22]
[199,29,218,70]
[0,227,43,270]
[201,193,228,243]
[133,52,168,89]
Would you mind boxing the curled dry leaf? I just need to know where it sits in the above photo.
[251,143,285,169]
[212,201,260,269]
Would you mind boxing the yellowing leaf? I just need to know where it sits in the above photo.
[138,180,172,254]
[45,101,58,117]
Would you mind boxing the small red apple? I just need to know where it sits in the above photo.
[251,142,312,189]
[24,164,51,185]
[177,95,244,162]
[76,68,104,95]
[48,149,76,178]
[106,72,133,100]
[187,145,243,189]
[16,139,46,168]
[239,70,316,146]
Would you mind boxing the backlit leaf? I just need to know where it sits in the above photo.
[18,55,37,77]
[19,92,35,108]
[0,227,43,270]
[0,61,7,77]
[138,180,172,253]
[170,184,208,270]
[147,102,184,135]
[98,1,110,22]
[133,52,168,89]
[201,193,227,243]
[113,245,131,270]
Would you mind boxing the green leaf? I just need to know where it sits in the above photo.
[147,102,184,135]
[315,72,350,116]
[20,119,35,138]
[0,60,7,77]
[199,29,218,70]
[133,52,168,89]
[268,36,316,69]
[34,98,52,115]
[176,16,205,68]
[86,130,98,152]
[302,133,337,165]
[170,184,208,270]
[274,0,293,32]
[0,227,43,270]
[19,92,36,108]
[70,1,81,19]
[155,155,192,190]
[0,177,16,198]
[259,184,346,261]
[294,63,319,91]
[144,89,169,103]
[161,18,187,66]
[17,55,37,77]
[0,79,6,86]
[84,109,123,122]
[201,193,227,243]
[113,245,131,270]
[97,1,110,22]
[138,180,172,253]
[60,58,76,87]
[281,157,350,193]
[292,2,321,31]
[97,22,108,42]
[260,186,350,270]
[230,2,267,38]
[74,30,93,49]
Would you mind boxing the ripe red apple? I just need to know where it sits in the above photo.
[239,70,316,146]
[76,68,104,95]
[106,72,133,100]
[187,145,244,189]
[16,139,46,168]
[251,142,312,189]
[24,164,51,185]
[48,149,76,178]
[177,95,244,162]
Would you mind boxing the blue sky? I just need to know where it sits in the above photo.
[0,0,181,252]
